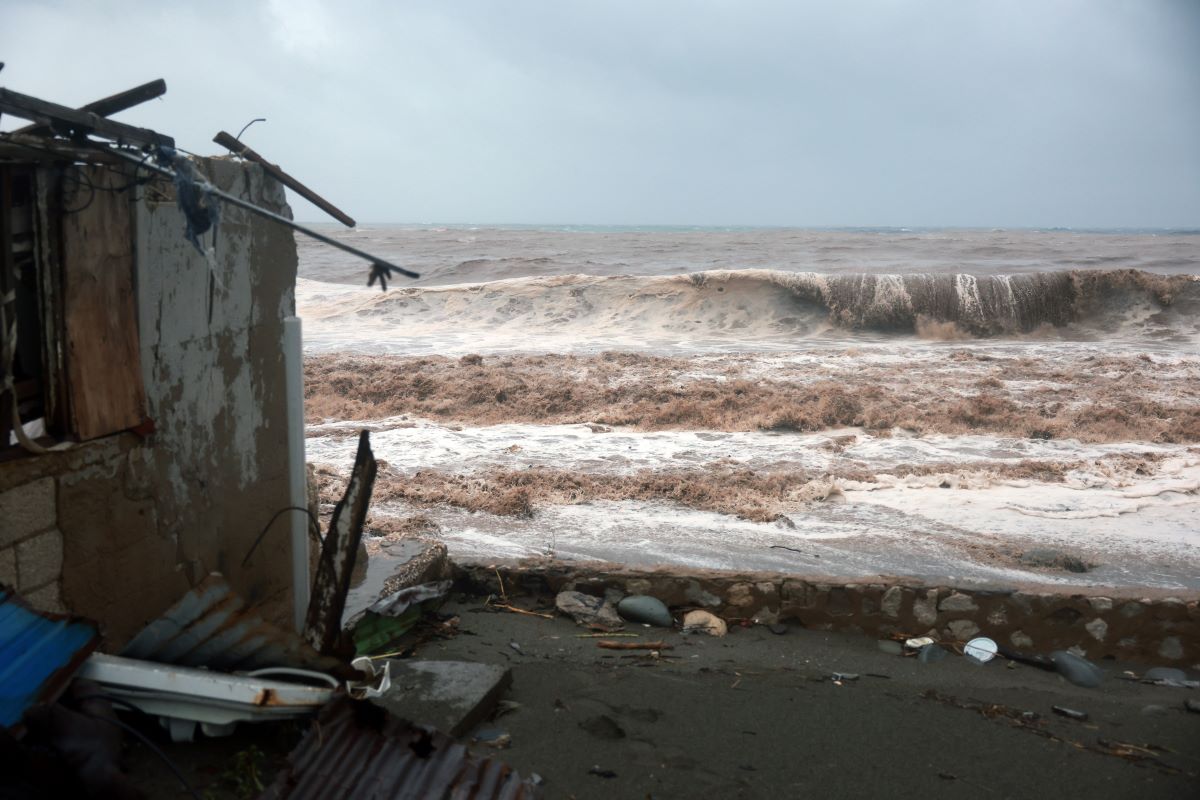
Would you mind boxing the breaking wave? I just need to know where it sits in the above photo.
[303,268,1199,345]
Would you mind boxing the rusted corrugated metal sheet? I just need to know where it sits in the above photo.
[0,589,100,732]
[260,698,542,800]
[121,574,349,676]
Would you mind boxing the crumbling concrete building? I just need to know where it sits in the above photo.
[1,151,306,645]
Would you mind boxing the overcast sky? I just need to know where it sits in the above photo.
[2,1,1198,227]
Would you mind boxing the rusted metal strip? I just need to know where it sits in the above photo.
[259,698,542,799]
[14,79,167,137]
[213,130,357,228]
[304,430,377,654]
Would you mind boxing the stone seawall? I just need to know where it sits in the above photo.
[453,560,1199,667]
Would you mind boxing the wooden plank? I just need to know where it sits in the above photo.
[15,79,167,137]
[0,87,173,149]
[60,165,145,440]
[304,430,377,655]
[213,131,357,227]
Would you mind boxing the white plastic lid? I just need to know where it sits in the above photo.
[964,636,998,662]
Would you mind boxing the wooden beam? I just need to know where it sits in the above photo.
[0,87,173,149]
[304,430,377,654]
[14,79,167,137]
[213,131,357,227]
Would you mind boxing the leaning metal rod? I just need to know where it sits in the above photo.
[101,145,419,286]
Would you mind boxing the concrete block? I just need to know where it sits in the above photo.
[23,581,65,614]
[16,528,64,590]
[0,478,56,547]
[0,546,15,586]
[374,660,512,736]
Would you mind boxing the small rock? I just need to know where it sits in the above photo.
[1084,618,1108,642]
[880,586,904,619]
[587,766,618,779]
[946,620,980,641]
[1087,596,1113,613]
[1051,650,1103,688]
[768,623,788,635]
[682,610,727,637]
[1186,699,1200,714]
[1052,706,1088,721]
[509,641,523,655]
[1144,667,1187,684]
[616,595,673,627]
[918,644,949,664]
[555,591,624,630]
[938,593,979,613]
[877,640,903,656]
[1158,636,1184,661]
[912,590,939,626]
[831,672,859,682]
[685,581,722,608]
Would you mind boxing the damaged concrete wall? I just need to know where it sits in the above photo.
[0,159,299,646]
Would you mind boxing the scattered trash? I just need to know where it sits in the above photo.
[579,715,626,740]
[1050,650,1104,688]
[509,641,524,655]
[682,610,727,637]
[471,728,512,749]
[555,591,624,631]
[351,580,451,656]
[917,644,949,664]
[963,637,998,664]
[347,657,392,700]
[616,595,673,627]
[876,639,903,656]
[830,672,859,682]
[904,636,936,651]
[588,766,618,779]
[493,700,522,719]
[78,653,337,742]
[1052,706,1089,721]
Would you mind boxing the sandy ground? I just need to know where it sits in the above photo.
[116,592,1200,799]
[409,597,1199,800]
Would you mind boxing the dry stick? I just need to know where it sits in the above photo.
[575,633,640,638]
[492,603,554,620]
[596,640,672,651]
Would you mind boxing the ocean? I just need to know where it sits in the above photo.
[298,226,1200,593]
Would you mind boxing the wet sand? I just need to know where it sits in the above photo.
[406,596,1200,799]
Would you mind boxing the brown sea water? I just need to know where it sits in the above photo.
[299,226,1200,591]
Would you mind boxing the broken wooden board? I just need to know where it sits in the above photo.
[60,165,146,440]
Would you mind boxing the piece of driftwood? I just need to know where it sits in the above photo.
[213,131,356,227]
[304,430,377,654]
[15,79,167,137]
[0,87,173,149]
[595,640,673,651]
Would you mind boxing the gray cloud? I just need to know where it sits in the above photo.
[2,0,1197,227]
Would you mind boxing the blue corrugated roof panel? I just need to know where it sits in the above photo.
[0,589,101,731]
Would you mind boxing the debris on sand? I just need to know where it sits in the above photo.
[682,610,727,637]
[555,591,624,631]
